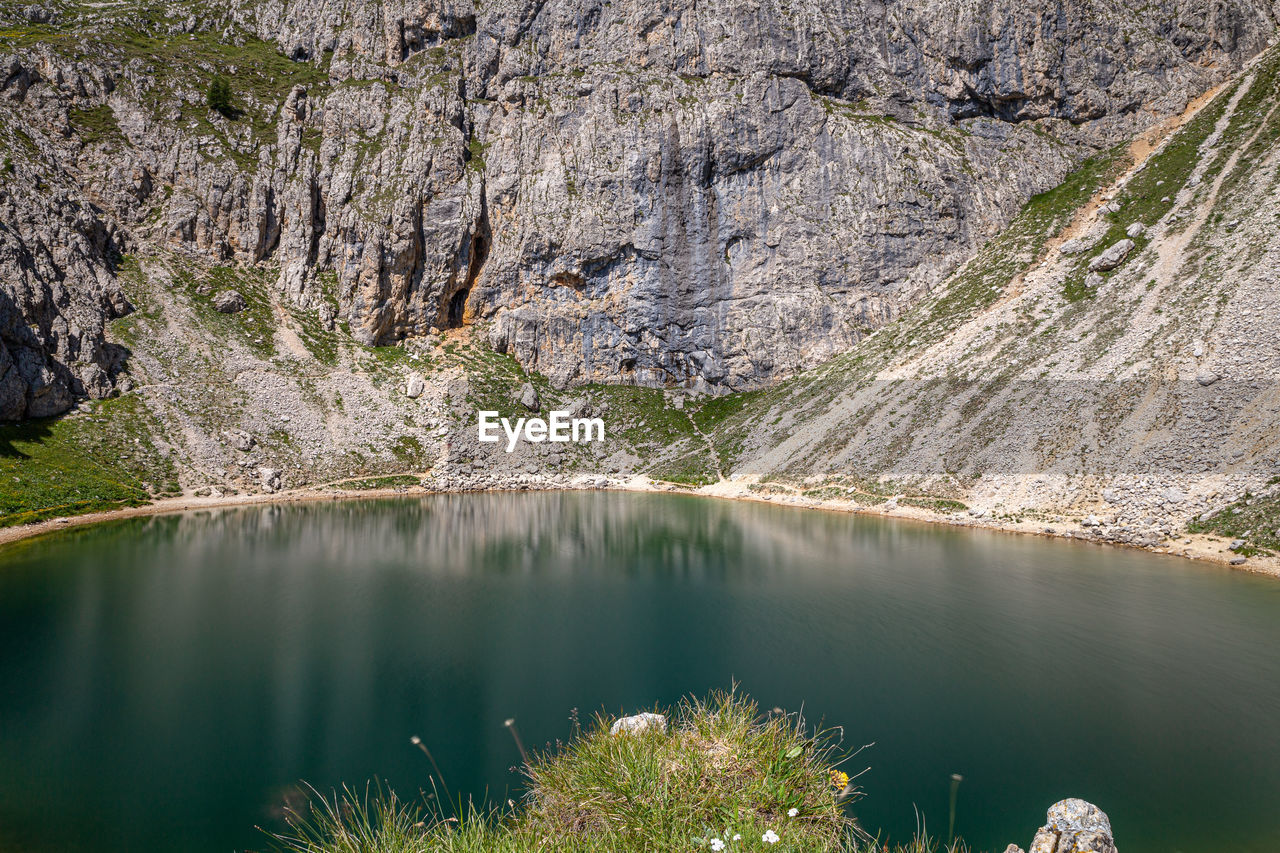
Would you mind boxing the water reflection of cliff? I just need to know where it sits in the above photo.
[117,492,910,582]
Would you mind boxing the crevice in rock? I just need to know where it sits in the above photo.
[440,191,490,329]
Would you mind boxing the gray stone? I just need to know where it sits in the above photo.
[260,467,282,493]
[1084,272,1104,288]
[1196,371,1220,386]
[1088,239,1135,272]
[1125,222,1146,238]
[609,712,667,736]
[405,373,425,399]
[224,429,255,452]
[213,290,247,314]
[517,382,539,412]
[1028,799,1116,853]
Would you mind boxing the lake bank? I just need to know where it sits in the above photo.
[1,473,1275,578]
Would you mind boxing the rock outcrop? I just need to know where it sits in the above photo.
[1006,798,1118,853]
[2,0,1277,419]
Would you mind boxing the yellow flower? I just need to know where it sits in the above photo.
[830,770,850,791]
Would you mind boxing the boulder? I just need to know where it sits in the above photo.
[1125,223,1146,239]
[1088,240,1134,272]
[517,382,539,412]
[1028,799,1117,853]
[213,290,247,314]
[224,429,255,452]
[405,373,425,399]
[610,712,667,736]
[260,467,282,493]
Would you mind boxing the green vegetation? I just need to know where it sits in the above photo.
[1186,486,1280,556]
[272,690,970,853]
[1063,86,1234,299]
[207,75,234,118]
[69,104,124,145]
[332,474,422,491]
[0,395,178,527]
[170,261,280,358]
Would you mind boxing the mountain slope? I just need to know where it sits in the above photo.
[705,43,1280,559]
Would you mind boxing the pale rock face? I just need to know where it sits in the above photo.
[0,0,1276,416]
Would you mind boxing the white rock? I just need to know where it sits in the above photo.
[260,468,282,493]
[1088,239,1134,272]
[610,712,667,736]
[1196,371,1220,386]
[517,382,539,411]
[1125,222,1146,238]
[405,373,425,399]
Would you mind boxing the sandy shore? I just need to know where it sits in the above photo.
[1,476,1276,578]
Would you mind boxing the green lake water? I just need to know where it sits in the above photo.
[1,492,1278,852]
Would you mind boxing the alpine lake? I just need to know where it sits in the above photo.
[1,491,1278,852]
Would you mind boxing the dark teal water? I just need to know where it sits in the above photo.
[1,492,1279,853]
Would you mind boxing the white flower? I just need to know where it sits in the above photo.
[787,808,799,817]
[710,840,726,852]
[732,834,741,842]
[762,829,780,844]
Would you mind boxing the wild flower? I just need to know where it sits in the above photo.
[830,770,850,791]
[710,839,726,851]
[732,834,741,841]
[762,829,780,844]
[787,807,799,817]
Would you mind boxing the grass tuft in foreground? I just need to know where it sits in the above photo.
[270,690,974,853]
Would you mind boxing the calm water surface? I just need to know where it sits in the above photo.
[1,492,1279,852]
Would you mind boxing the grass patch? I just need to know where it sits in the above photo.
[171,261,279,358]
[1062,86,1233,299]
[1186,488,1280,555]
[0,395,178,527]
[272,690,875,853]
[68,104,123,145]
[899,496,968,513]
[331,474,422,491]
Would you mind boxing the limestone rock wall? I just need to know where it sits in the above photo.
[0,0,1277,418]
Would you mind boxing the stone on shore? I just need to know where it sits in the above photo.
[1028,799,1117,853]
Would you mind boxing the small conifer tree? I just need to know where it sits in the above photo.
[207,76,233,117]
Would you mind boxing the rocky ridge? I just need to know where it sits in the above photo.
[2,0,1277,415]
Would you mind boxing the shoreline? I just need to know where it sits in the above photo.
[1,476,1276,578]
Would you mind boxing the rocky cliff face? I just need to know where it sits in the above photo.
[1,0,1277,418]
